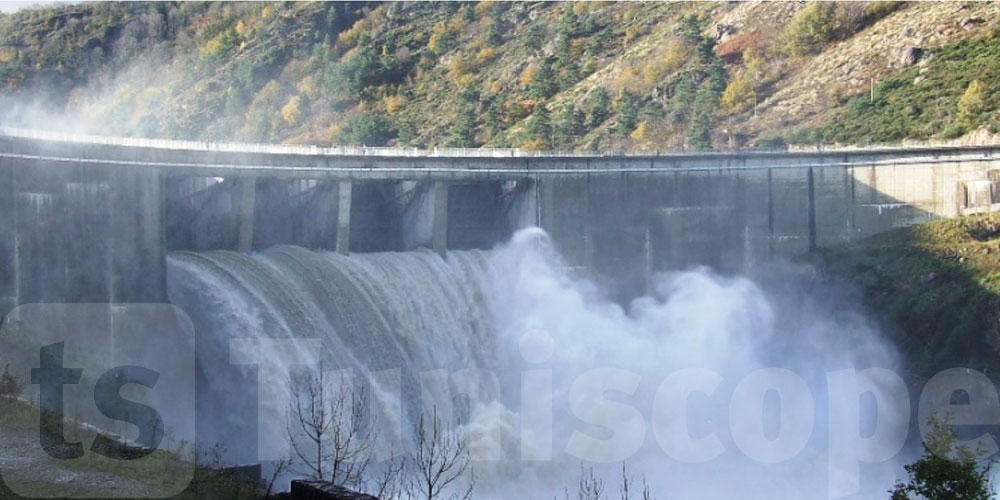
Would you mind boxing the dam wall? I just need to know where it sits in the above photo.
[2,129,1000,309]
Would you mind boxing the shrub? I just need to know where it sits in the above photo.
[720,74,753,114]
[643,37,688,86]
[449,55,475,85]
[0,364,21,399]
[428,21,452,54]
[890,417,994,500]
[778,2,837,56]
[280,95,304,125]
[337,112,395,146]
[863,1,903,25]
[385,94,406,114]
[524,21,545,51]
[630,121,651,142]
[623,25,641,47]
[476,47,497,62]
[518,63,536,87]
[957,79,988,131]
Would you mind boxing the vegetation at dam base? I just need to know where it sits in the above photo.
[1,2,1000,151]
[814,212,1000,380]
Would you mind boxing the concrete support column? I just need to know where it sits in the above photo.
[431,181,449,255]
[237,178,256,253]
[336,181,352,255]
[807,167,816,252]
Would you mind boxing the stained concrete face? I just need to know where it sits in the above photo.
[2,133,999,307]
[0,160,166,310]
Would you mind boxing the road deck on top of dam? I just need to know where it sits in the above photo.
[2,127,1000,181]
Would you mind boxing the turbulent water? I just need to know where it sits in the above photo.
[167,228,910,500]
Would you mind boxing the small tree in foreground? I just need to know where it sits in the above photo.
[287,369,376,487]
[405,408,474,500]
[890,417,995,500]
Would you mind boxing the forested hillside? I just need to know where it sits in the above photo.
[1,1,999,150]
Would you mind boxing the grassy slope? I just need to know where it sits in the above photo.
[0,399,263,499]
[1,2,999,150]
[815,213,1000,379]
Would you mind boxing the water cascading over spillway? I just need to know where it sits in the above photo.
[166,245,503,463]
[166,229,910,500]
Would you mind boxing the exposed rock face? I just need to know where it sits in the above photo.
[290,481,380,500]
[898,47,924,68]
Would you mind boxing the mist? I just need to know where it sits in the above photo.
[163,227,914,500]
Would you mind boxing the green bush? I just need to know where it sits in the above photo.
[337,112,395,146]
[778,3,837,56]
[890,417,994,500]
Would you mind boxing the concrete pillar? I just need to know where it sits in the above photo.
[807,167,816,252]
[110,168,166,303]
[504,179,539,232]
[336,181,352,254]
[237,178,256,253]
[431,181,449,255]
[767,168,774,259]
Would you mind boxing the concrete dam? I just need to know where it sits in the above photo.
[4,128,1000,493]
[2,128,998,312]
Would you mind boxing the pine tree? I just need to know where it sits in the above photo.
[586,87,610,128]
[707,59,728,95]
[525,104,552,149]
[670,73,697,119]
[614,89,638,136]
[484,94,506,141]
[447,86,479,147]
[487,18,504,45]
[525,21,545,51]
[553,102,582,147]
[678,13,702,45]
[529,58,558,99]
[688,84,718,150]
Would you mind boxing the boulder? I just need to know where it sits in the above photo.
[290,481,380,500]
[898,47,923,68]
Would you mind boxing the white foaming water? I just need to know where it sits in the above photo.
[167,228,909,499]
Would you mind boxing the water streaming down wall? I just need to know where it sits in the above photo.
[163,229,913,500]
[166,245,502,462]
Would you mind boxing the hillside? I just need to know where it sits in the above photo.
[815,213,1000,379]
[1,1,999,150]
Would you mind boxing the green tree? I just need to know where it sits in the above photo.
[586,87,610,128]
[688,84,718,150]
[614,89,638,136]
[678,13,702,45]
[530,58,558,99]
[670,73,697,119]
[525,21,545,51]
[696,36,716,64]
[447,86,478,147]
[484,93,507,140]
[525,104,552,149]
[553,101,582,147]
[460,3,475,22]
[337,112,395,146]
[487,18,504,45]
[890,418,994,500]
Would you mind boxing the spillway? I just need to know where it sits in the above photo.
[162,229,908,500]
